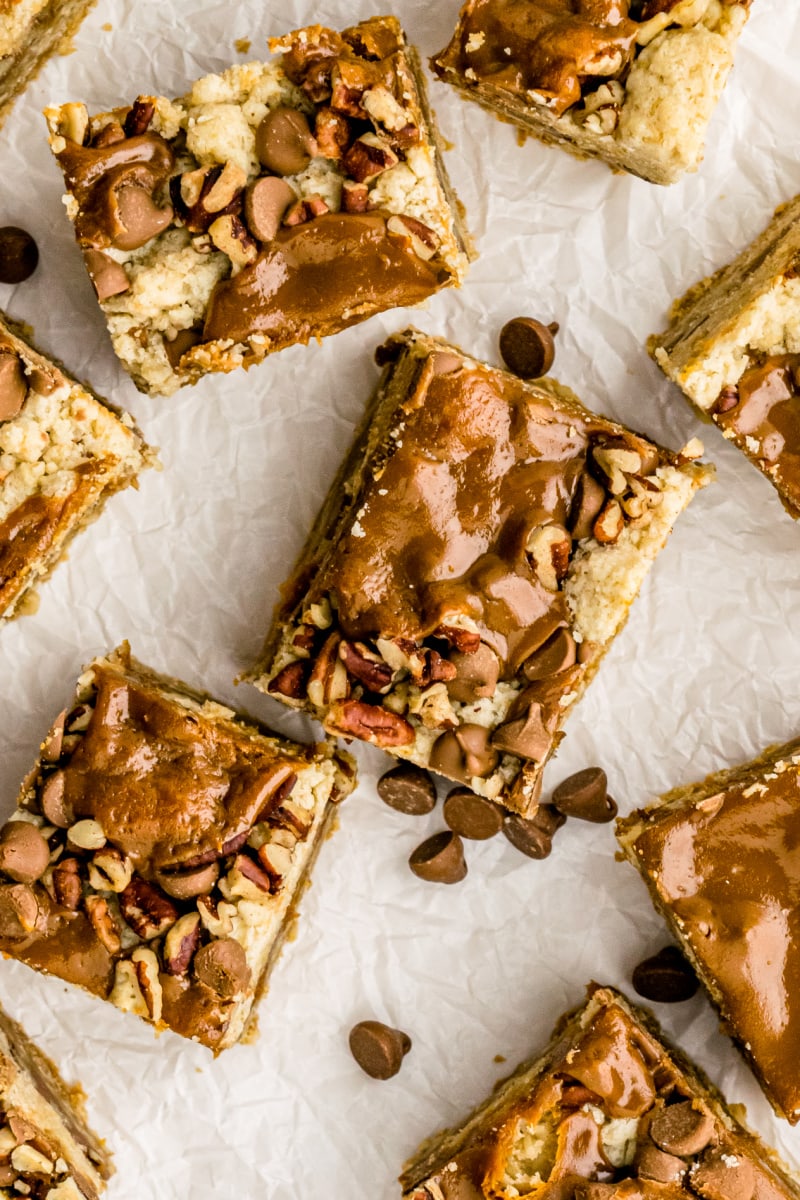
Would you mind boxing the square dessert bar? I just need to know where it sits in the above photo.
[0,0,95,129]
[401,984,800,1200]
[432,0,750,186]
[0,1003,111,1197]
[617,738,800,1123]
[249,329,712,817]
[649,195,800,517]
[0,644,355,1052]
[45,17,472,398]
[0,310,154,623]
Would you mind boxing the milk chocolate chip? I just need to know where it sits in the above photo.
[82,249,130,301]
[409,831,467,884]
[41,710,66,763]
[637,1143,686,1184]
[377,764,436,815]
[503,804,565,860]
[0,883,46,940]
[523,629,577,682]
[552,768,616,822]
[0,227,38,284]
[256,107,317,176]
[0,823,50,884]
[443,789,503,840]
[446,643,500,704]
[349,1019,411,1079]
[570,472,607,541]
[244,176,295,242]
[163,328,202,370]
[193,937,250,998]
[430,725,498,783]
[491,700,553,762]
[690,1148,755,1200]
[39,770,73,828]
[0,349,27,421]
[633,945,699,1004]
[499,317,558,379]
[112,181,173,250]
[650,1101,715,1157]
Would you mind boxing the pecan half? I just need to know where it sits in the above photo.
[88,847,133,893]
[308,632,349,708]
[84,895,121,955]
[163,912,201,976]
[327,699,414,747]
[119,877,178,939]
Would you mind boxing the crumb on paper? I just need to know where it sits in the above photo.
[101,22,112,31]
[235,38,251,53]
[494,1054,506,1063]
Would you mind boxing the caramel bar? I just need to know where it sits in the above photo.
[432,1,750,186]
[0,0,95,128]
[248,329,712,816]
[45,17,472,397]
[0,311,154,623]
[400,984,800,1200]
[0,644,355,1052]
[617,739,800,1122]
[649,196,800,517]
[0,1004,111,1197]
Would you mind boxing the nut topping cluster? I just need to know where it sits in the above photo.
[0,1111,81,1196]
[267,339,681,797]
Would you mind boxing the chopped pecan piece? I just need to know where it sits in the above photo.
[52,857,82,910]
[593,500,625,544]
[386,214,439,261]
[119,877,178,940]
[343,133,398,182]
[435,625,481,654]
[84,895,121,955]
[315,107,352,159]
[123,97,156,138]
[342,180,369,213]
[268,661,308,700]
[328,699,415,747]
[330,58,384,116]
[163,912,201,976]
[308,632,349,708]
[339,641,394,692]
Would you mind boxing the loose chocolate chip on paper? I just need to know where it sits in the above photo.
[409,830,467,884]
[632,945,699,1004]
[650,1101,715,1157]
[502,804,565,859]
[443,789,503,840]
[499,317,558,379]
[377,764,436,816]
[349,1019,411,1080]
[552,767,615,822]
[0,227,38,284]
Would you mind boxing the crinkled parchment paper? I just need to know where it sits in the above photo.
[1,2,799,1196]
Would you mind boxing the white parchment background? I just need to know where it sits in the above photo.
[0,2,799,1196]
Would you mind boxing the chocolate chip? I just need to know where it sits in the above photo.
[0,823,50,884]
[164,327,202,370]
[490,701,553,761]
[499,317,557,379]
[446,642,500,704]
[193,937,250,998]
[244,175,296,242]
[157,861,220,899]
[523,629,577,682]
[650,1101,715,1157]
[40,710,66,763]
[633,945,699,1004]
[0,883,45,940]
[690,1149,755,1200]
[256,107,317,176]
[430,726,498,783]
[0,350,27,421]
[348,1019,411,1079]
[503,804,565,859]
[409,831,467,884]
[39,770,72,828]
[377,764,436,815]
[0,227,38,284]
[637,1143,686,1184]
[112,183,173,251]
[552,768,614,822]
[443,789,503,840]
[82,249,130,301]
[570,471,607,540]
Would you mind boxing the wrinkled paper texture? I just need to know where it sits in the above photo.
[1,1,799,1196]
